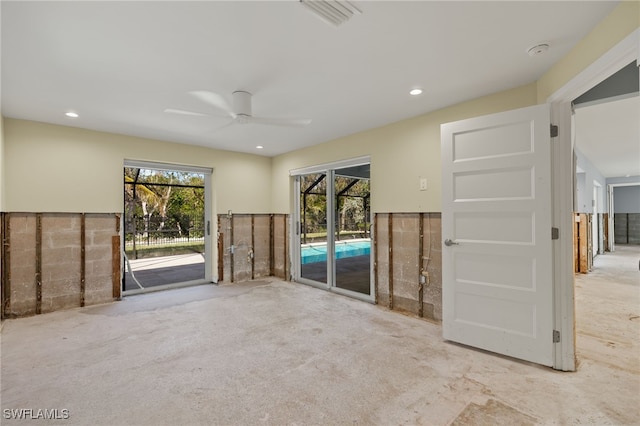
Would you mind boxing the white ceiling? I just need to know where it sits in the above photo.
[1,1,622,158]
[574,95,640,178]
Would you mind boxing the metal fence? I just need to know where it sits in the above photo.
[124,214,204,248]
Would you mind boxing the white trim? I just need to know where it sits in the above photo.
[609,182,640,188]
[289,155,371,176]
[547,27,640,372]
[124,159,213,175]
[550,102,576,371]
[331,286,375,304]
[292,176,301,282]
[204,172,214,283]
[327,169,336,288]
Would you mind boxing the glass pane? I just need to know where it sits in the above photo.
[334,166,371,295]
[300,173,328,284]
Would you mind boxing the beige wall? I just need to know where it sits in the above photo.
[272,1,639,215]
[271,83,538,214]
[3,2,637,217]
[3,119,272,214]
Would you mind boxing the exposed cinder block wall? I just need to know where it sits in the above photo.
[232,215,253,283]
[5,213,37,316]
[1,213,119,318]
[3,210,441,318]
[375,213,442,322]
[41,214,82,313]
[252,215,271,279]
[85,214,120,305]
[217,214,289,283]
[615,213,640,245]
[272,214,289,280]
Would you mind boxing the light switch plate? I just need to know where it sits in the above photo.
[419,178,428,191]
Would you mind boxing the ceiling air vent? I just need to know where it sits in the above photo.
[300,0,362,27]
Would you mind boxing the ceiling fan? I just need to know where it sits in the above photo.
[165,90,312,128]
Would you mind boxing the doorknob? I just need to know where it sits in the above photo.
[444,239,459,246]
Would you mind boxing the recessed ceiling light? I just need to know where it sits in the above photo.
[65,112,79,118]
[256,145,264,150]
[409,89,423,96]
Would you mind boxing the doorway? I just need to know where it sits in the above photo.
[123,161,212,294]
[438,30,638,371]
[550,30,639,370]
[293,158,373,301]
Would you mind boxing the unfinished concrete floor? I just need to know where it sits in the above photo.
[1,247,639,425]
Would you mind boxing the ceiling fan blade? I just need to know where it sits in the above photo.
[247,116,312,127]
[164,108,209,117]
[189,91,236,118]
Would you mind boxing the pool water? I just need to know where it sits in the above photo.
[301,240,371,264]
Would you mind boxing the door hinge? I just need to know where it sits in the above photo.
[551,227,559,240]
[550,124,559,138]
[553,330,561,343]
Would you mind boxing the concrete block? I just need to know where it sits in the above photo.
[8,214,37,316]
[373,212,442,320]
[273,215,288,279]
[41,214,82,313]
[218,215,232,282]
[233,215,253,283]
[628,214,640,245]
[4,212,118,317]
[423,213,442,321]
[375,215,389,295]
[393,295,420,314]
[253,215,271,278]
[84,213,118,306]
[391,214,420,309]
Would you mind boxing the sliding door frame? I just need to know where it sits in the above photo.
[290,156,374,303]
[123,159,214,288]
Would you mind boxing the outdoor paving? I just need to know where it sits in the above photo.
[124,253,205,291]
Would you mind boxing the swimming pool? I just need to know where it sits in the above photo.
[301,240,371,264]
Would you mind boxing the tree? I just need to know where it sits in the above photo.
[124,168,205,240]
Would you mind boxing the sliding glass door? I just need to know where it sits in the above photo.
[334,165,371,295]
[122,160,212,295]
[294,159,372,300]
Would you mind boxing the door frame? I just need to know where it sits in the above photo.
[547,28,639,371]
[608,182,640,251]
[122,159,214,286]
[290,155,374,303]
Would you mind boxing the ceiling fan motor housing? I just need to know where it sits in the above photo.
[233,91,252,117]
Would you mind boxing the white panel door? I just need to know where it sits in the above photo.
[441,104,554,366]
